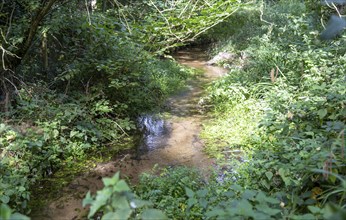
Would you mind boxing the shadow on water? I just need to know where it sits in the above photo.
[30,47,230,220]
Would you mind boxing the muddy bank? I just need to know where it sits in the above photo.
[30,48,227,220]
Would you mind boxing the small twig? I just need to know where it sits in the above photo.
[85,0,92,25]
[259,0,275,26]
[113,0,132,34]
[149,0,183,41]
[6,3,15,38]
[332,2,342,17]
[4,76,22,99]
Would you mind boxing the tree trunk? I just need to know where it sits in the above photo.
[0,0,59,112]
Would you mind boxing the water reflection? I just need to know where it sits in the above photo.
[137,115,169,152]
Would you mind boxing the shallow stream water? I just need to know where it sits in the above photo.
[30,48,228,219]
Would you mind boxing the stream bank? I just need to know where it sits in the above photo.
[30,47,227,219]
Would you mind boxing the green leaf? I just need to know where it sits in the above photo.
[82,191,93,207]
[185,187,195,198]
[265,171,273,181]
[278,168,291,186]
[141,209,168,220]
[103,172,120,187]
[205,209,226,218]
[236,199,254,217]
[88,188,112,218]
[196,189,208,198]
[242,190,256,199]
[291,213,315,219]
[9,213,30,220]
[0,195,10,204]
[256,204,281,216]
[308,206,321,214]
[130,199,152,208]
[317,109,328,119]
[101,208,132,220]
[187,198,197,208]
[0,204,11,220]
[114,180,130,192]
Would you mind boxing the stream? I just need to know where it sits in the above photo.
[30,48,228,219]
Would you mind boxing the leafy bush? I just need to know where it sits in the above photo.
[200,0,346,217]
[83,172,167,220]
[0,89,134,211]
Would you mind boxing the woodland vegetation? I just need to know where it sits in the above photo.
[0,0,345,219]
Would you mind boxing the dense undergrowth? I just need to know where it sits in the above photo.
[1,0,345,219]
[198,0,345,218]
[84,1,345,219]
[0,0,196,214]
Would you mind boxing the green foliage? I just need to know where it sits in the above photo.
[135,166,205,219]
[83,172,167,220]
[0,89,134,211]
[125,0,242,54]
[1,0,195,213]
[133,166,298,219]
[199,0,346,217]
[0,203,29,220]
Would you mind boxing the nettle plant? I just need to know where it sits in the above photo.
[83,172,167,220]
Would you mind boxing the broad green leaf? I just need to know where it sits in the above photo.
[291,213,315,219]
[0,195,10,204]
[255,204,281,216]
[0,204,11,220]
[111,195,130,210]
[82,191,93,207]
[130,199,152,208]
[242,189,256,199]
[196,189,208,198]
[185,187,194,198]
[141,209,168,220]
[103,172,120,187]
[101,208,132,220]
[265,171,273,181]
[205,209,226,218]
[114,180,130,192]
[187,198,197,208]
[308,206,321,214]
[88,188,112,218]
[278,168,291,186]
[236,199,254,217]
[9,213,30,220]
[317,109,328,119]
